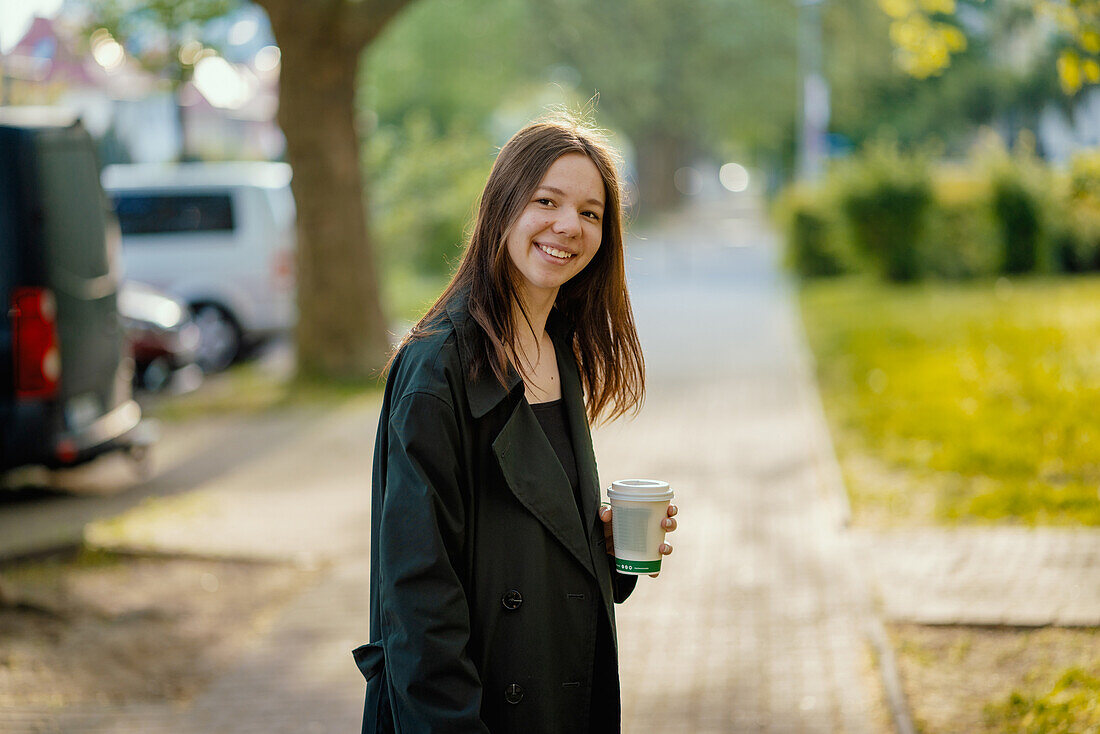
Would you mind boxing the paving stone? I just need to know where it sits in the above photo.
[852,527,1100,627]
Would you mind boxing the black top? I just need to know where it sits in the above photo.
[529,398,583,520]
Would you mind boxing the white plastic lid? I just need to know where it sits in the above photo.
[606,479,673,502]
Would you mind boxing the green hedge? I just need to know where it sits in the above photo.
[837,142,932,282]
[922,168,1000,279]
[777,140,1100,282]
[1056,151,1100,272]
[774,184,850,277]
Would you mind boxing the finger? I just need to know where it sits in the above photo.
[667,505,678,517]
[602,511,614,556]
[661,517,677,532]
[599,506,612,522]
[659,543,673,555]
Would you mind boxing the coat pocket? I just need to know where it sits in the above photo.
[352,640,385,682]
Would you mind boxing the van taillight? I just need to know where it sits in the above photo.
[10,287,61,400]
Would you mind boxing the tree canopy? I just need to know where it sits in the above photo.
[876,0,1100,94]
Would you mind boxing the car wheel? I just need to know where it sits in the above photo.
[191,304,241,373]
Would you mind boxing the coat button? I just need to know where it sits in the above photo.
[505,683,524,704]
[501,589,523,611]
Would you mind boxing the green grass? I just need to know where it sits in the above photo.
[800,274,1100,526]
[1,545,124,586]
[985,667,1100,733]
[143,360,382,423]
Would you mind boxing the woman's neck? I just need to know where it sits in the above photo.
[513,286,556,343]
[510,286,557,379]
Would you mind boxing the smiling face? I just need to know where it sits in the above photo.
[504,152,606,308]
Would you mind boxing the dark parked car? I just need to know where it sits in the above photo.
[0,107,155,472]
[119,281,203,393]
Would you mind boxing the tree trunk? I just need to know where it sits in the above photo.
[261,4,393,381]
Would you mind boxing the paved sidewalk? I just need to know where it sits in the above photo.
[597,204,892,733]
[852,527,1100,627]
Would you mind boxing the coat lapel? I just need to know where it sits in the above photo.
[552,330,617,610]
[449,294,599,579]
[554,336,600,540]
[492,400,596,578]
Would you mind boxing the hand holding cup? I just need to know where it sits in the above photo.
[600,502,676,577]
[599,479,677,578]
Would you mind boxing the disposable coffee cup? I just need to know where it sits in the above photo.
[606,479,673,575]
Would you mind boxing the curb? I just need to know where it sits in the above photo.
[788,278,917,734]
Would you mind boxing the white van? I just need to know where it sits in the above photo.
[102,162,297,372]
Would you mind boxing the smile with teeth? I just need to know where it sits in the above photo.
[536,242,576,261]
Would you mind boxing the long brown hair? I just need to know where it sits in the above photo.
[393,114,644,424]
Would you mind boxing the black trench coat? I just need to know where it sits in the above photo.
[353,292,637,734]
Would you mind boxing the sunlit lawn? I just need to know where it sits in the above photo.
[800,274,1100,526]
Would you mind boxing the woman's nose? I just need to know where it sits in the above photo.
[551,209,582,237]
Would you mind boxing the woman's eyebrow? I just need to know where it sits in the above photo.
[536,185,604,208]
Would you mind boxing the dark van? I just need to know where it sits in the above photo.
[0,107,152,473]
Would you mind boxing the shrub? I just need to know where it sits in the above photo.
[992,174,1043,273]
[1055,150,1100,272]
[836,142,933,282]
[977,133,1051,275]
[923,167,1000,279]
[775,185,849,277]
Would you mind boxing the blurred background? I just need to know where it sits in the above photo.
[2,0,1100,732]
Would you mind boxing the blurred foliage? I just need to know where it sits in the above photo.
[835,141,935,281]
[774,184,852,278]
[922,166,1002,277]
[1041,0,1100,93]
[985,667,1100,731]
[359,0,801,271]
[776,137,1100,282]
[991,171,1044,272]
[539,0,799,161]
[801,275,1100,525]
[830,0,1068,155]
[78,0,242,161]
[359,0,557,277]
[359,0,543,132]
[1055,150,1100,271]
[978,132,1053,273]
[381,268,451,328]
[875,0,1100,95]
[365,112,495,275]
[77,0,240,78]
[877,0,969,78]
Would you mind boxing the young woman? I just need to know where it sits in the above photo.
[354,116,678,734]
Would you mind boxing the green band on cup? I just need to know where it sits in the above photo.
[614,557,662,574]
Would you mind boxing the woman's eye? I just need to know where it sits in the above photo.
[583,211,600,221]
[536,198,553,206]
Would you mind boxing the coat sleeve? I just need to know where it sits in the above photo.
[376,389,489,734]
[610,562,638,603]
